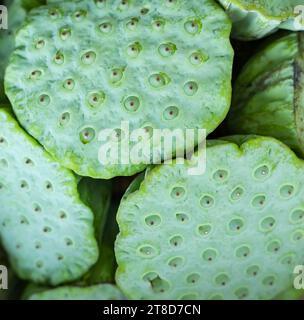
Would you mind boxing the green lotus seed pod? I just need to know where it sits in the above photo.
[0,107,103,285]
[27,284,125,300]
[5,0,233,179]
[217,0,304,40]
[0,0,45,102]
[115,136,304,299]
[227,32,304,157]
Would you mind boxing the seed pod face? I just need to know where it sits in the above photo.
[28,284,125,300]
[0,108,100,285]
[5,0,233,178]
[218,0,304,40]
[228,32,304,156]
[115,136,304,299]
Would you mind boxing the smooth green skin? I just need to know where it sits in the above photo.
[0,107,100,285]
[85,203,119,285]
[218,0,304,40]
[115,136,304,300]
[27,284,124,300]
[5,0,233,179]
[227,32,304,157]
[79,182,119,285]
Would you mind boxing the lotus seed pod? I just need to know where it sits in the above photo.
[227,32,304,157]
[5,0,233,179]
[0,107,102,285]
[27,284,125,300]
[0,0,45,101]
[217,0,304,40]
[115,136,304,300]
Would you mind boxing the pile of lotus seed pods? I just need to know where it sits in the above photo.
[0,0,304,300]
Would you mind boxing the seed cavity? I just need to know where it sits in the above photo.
[54,51,64,64]
[246,265,260,277]
[149,73,170,88]
[59,112,70,126]
[124,96,140,112]
[200,194,214,208]
[183,81,198,96]
[152,19,165,31]
[280,184,295,198]
[168,256,184,268]
[186,273,200,284]
[215,273,230,287]
[38,94,50,106]
[80,127,96,144]
[290,209,304,224]
[235,288,249,300]
[138,245,158,257]
[110,68,125,84]
[228,218,244,233]
[30,70,42,80]
[60,27,71,40]
[81,51,96,65]
[87,91,105,107]
[176,213,189,223]
[63,79,75,90]
[158,43,177,57]
[197,224,212,236]
[169,235,183,247]
[259,216,276,232]
[99,21,113,33]
[202,248,217,262]
[251,195,266,208]
[127,42,142,58]
[184,19,202,35]
[171,186,186,199]
[235,245,250,258]
[74,10,86,21]
[213,169,229,182]
[145,214,161,227]
[263,276,275,287]
[254,165,270,180]
[266,240,281,253]
[189,51,208,65]
[230,186,244,201]
[163,106,179,120]
[35,39,45,49]
[126,17,139,30]
[291,230,304,242]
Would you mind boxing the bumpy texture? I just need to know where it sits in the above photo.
[0,0,45,101]
[115,136,304,299]
[227,33,304,156]
[218,0,304,40]
[0,107,99,285]
[5,0,233,179]
[27,284,124,300]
